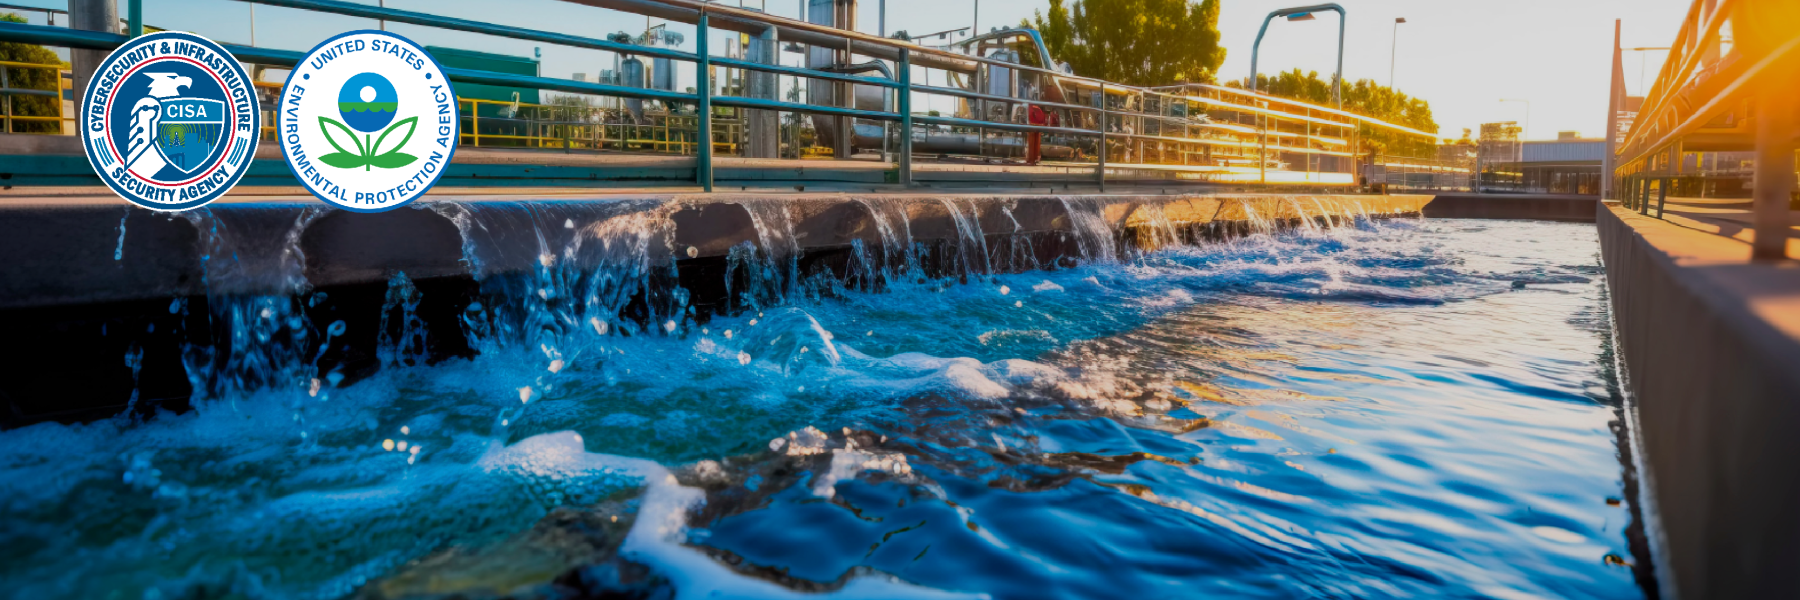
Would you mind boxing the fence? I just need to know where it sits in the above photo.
[0,0,1446,191]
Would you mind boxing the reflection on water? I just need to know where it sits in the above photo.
[0,217,1650,600]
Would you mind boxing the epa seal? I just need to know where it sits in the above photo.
[80,31,260,211]
[279,30,458,212]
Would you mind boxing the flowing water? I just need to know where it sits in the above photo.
[0,202,1650,600]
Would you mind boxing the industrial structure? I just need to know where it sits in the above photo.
[0,0,1452,192]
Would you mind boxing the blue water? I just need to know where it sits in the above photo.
[0,212,1647,600]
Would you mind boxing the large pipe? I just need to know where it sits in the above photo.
[561,0,979,74]
[67,0,116,100]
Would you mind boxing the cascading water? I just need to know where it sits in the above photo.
[0,195,1649,600]
[1058,196,1120,262]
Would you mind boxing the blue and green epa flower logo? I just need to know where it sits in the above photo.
[319,72,417,170]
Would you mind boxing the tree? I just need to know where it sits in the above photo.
[1027,0,1226,86]
[1235,69,1440,157]
[1,13,67,134]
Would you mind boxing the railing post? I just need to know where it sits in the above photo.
[696,9,714,192]
[898,47,913,188]
[1657,177,1668,218]
[1640,175,1652,215]
[1752,98,1796,259]
[1097,83,1107,192]
[128,0,143,37]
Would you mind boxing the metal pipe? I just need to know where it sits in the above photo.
[127,0,141,37]
[899,47,912,187]
[697,9,713,191]
[1098,83,1107,191]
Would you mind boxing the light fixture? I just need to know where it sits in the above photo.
[1287,12,1317,22]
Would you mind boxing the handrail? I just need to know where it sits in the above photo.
[1614,0,1738,161]
[0,0,1433,190]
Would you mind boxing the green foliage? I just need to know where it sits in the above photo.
[1236,69,1440,158]
[1,12,66,133]
[1027,0,1226,85]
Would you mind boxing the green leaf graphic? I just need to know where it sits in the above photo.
[369,152,418,169]
[318,117,365,159]
[372,116,419,159]
[317,152,367,169]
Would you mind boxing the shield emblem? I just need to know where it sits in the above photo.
[155,98,226,175]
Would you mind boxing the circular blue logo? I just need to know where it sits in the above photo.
[80,31,260,212]
[278,30,459,213]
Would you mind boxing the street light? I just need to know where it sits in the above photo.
[1390,17,1406,89]
[1249,4,1346,108]
[1500,98,1531,140]
[1625,47,1671,95]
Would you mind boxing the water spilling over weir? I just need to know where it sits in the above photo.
[0,193,1653,600]
[0,193,1427,419]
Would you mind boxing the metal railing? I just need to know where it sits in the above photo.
[1609,0,1798,258]
[0,60,67,134]
[0,0,1443,192]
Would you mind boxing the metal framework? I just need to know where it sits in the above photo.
[0,0,1442,192]
[1610,0,1800,258]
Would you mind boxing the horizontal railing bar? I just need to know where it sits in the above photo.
[709,56,900,89]
[0,21,707,105]
[242,0,699,63]
[912,84,1098,114]
[712,95,899,122]
[915,114,1097,137]
[0,87,58,96]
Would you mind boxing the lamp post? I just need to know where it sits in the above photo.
[1500,98,1531,140]
[1250,4,1346,185]
[1249,4,1346,108]
[1390,17,1406,89]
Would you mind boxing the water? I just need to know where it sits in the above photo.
[0,204,1650,600]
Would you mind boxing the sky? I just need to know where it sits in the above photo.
[3,0,1697,141]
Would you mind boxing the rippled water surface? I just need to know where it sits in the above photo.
[0,216,1649,600]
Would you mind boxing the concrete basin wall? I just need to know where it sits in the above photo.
[1598,205,1800,599]
[0,193,1427,425]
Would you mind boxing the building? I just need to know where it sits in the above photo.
[1481,129,1606,195]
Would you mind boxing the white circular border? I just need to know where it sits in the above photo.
[277,30,459,213]
[79,31,260,212]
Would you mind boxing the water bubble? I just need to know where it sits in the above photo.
[591,318,609,335]
[548,359,565,373]
[737,352,752,365]
[467,302,484,312]
[1000,285,1011,295]
[724,330,734,339]
[749,319,759,326]
[382,439,395,451]
[400,426,410,435]
[686,246,699,258]
[664,320,677,333]
[396,441,408,452]
[1014,301,1023,307]
[519,387,535,404]
[308,378,321,397]
[168,299,181,314]
[327,321,347,336]
[564,219,575,229]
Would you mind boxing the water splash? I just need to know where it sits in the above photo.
[113,207,129,261]
[1058,196,1119,263]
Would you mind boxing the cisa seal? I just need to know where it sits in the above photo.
[80,31,260,211]
[279,30,457,212]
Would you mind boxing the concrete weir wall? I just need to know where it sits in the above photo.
[0,193,1428,425]
[1598,206,1800,599]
